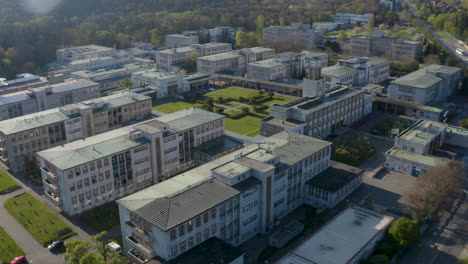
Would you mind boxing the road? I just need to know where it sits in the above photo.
[403,0,468,67]
[398,190,468,264]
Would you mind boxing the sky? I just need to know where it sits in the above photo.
[22,0,61,15]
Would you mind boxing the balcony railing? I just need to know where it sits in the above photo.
[45,190,61,205]
[43,178,59,190]
[41,167,57,178]
[126,236,155,256]
[126,221,151,238]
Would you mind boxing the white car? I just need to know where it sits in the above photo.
[208,88,216,91]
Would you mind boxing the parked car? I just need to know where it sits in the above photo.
[48,240,64,252]
[174,95,184,100]
[11,256,28,264]
[201,89,208,93]
[208,88,216,91]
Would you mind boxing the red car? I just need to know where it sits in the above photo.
[11,256,28,264]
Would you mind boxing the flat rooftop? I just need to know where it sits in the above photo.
[397,119,446,144]
[71,63,149,78]
[277,206,394,264]
[198,52,242,61]
[306,161,363,192]
[133,69,179,80]
[249,59,286,68]
[271,85,362,112]
[195,135,242,157]
[58,45,114,53]
[392,64,460,89]
[157,46,196,54]
[386,147,447,167]
[322,65,359,77]
[69,56,114,65]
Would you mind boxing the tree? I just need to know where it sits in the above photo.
[460,118,468,128]
[215,107,224,114]
[367,254,389,264]
[216,96,224,104]
[389,217,421,247]
[256,15,265,37]
[149,28,163,48]
[64,232,129,264]
[118,78,133,89]
[407,161,464,216]
[182,51,199,73]
[24,155,38,174]
[65,239,91,264]
[241,106,250,114]
[337,30,348,41]
[79,252,105,264]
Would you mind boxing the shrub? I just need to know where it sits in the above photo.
[215,107,225,114]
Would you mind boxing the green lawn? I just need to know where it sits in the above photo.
[79,202,120,232]
[153,100,204,114]
[0,226,25,264]
[4,193,76,247]
[225,115,262,136]
[153,87,296,137]
[224,109,242,115]
[0,169,21,194]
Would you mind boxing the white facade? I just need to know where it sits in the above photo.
[165,34,199,48]
[0,79,100,121]
[132,70,186,98]
[154,46,197,71]
[197,52,246,74]
[192,42,232,56]
[263,24,324,48]
[37,108,225,216]
[261,86,370,139]
[334,13,373,24]
[246,59,289,81]
[117,132,333,262]
[388,64,462,105]
[56,45,116,65]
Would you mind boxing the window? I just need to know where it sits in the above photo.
[204,227,209,239]
[188,237,194,248]
[179,224,185,237]
[187,220,193,232]
[211,224,217,234]
[203,212,209,223]
[179,241,186,252]
[195,216,201,227]
[196,232,202,243]
[72,196,77,204]
[170,245,178,256]
[170,229,177,241]
[211,208,217,219]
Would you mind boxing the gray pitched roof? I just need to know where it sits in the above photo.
[119,178,239,231]
[322,65,359,77]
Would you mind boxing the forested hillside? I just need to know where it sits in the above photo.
[0,0,381,78]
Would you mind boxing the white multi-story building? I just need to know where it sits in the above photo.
[261,85,371,138]
[333,13,373,24]
[154,46,197,71]
[337,57,390,84]
[247,59,289,81]
[0,73,49,96]
[56,45,116,65]
[37,108,225,216]
[70,63,151,92]
[192,42,232,56]
[0,92,152,173]
[388,64,462,105]
[132,70,186,98]
[263,23,324,48]
[197,52,247,74]
[0,79,100,121]
[118,131,349,262]
[166,34,199,48]
[197,47,275,75]
[322,57,390,90]
[208,27,237,42]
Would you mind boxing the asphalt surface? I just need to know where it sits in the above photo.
[403,0,468,67]
[398,191,468,264]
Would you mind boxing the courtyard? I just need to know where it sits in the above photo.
[153,87,297,136]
